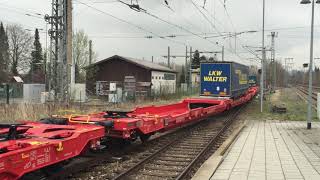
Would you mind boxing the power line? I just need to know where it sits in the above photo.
[116,0,226,51]
[217,0,236,32]
[143,11,218,45]
[74,0,187,46]
[189,0,223,36]
[0,2,44,16]
[0,5,43,19]
[189,0,251,62]
[85,24,320,39]
[199,2,227,33]
[74,0,118,4]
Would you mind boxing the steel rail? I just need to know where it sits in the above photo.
[113,106,245,180]
[176,105,244,180]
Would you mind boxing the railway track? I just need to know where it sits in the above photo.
[297,86,318,100]
[296,86,317,109]
[112,106,244,180]
[42,105,246,180]
[23,120,201,180]
[46,121,208,180]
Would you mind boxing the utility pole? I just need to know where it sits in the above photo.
[190,47,192,89]
[66,0,72,94]
[89,40,92,65]
[185,46,188,84]
[222,46,225,61]
[163,47,219,88]
[152,56,154,63]
[270,32,278,91]
[168,46,170,68]
[261,0,266,113]
[6,84,9,105]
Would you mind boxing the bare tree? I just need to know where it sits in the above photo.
[7,24,33,75]
[73,29,97,83]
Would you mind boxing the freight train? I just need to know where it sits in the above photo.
[0,62,258,180]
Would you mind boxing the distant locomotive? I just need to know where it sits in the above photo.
[248,75,258,86]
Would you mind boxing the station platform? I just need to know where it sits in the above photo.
[193,120,320,180]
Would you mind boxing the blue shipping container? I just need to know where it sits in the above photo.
[200,62,249,98]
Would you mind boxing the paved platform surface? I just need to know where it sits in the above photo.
[210,120,320,180]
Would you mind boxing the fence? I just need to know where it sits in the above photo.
[0,102,109,123]
[94,80,200,102]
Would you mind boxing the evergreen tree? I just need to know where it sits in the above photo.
[180,65,186,83]
[200,55,207,62]
[30,28,44,82]
[0,22,9,82]
[192,50,200,69]
[0,22,4,72]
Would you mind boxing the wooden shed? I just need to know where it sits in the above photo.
[86,55,177,95]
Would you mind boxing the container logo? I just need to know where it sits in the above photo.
[203,71,228,82]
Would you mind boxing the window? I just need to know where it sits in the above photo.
[152,76,154,80]
[164,73,175,80]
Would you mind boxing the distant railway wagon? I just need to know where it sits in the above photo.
[200,62,249,98]
[249,75,257,86]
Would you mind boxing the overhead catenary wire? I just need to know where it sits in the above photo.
[86,24,320,40]
[188,0,246,61]
[217,0,236,32]
[189,0,223,37]
[74,0,188,46]
[0,2,44,17]
[74,0,118,4]
[116,0,226,52]
[0,5,43,20]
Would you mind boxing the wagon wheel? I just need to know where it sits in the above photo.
[140,134,152,143]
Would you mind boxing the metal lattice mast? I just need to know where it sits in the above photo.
[45,0,62,101]
[45,0,72,102]
[270,32,277,90]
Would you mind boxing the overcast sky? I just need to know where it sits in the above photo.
[1,0,320,70]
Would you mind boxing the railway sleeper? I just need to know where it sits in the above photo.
[152,160,189,166]
[145,165,184,172]
[173,145,205,149]
[179,142,207,146]
[165,150,199,155]
[140,170,179,178]
[169,146,203,153]
[157,157,192,162]
[160,154,197,158]
[186,137,213,141]
[190,133,217,138]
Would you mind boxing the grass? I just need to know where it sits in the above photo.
[0,90,199,123]
[247,88,318,122]
[6,88,314,123]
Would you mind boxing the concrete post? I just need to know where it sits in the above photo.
[317,93,320,119]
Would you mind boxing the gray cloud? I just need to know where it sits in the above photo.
[1,0,319,69]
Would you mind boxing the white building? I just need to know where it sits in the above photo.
[191,68,201,87]
[151,71,176,94]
